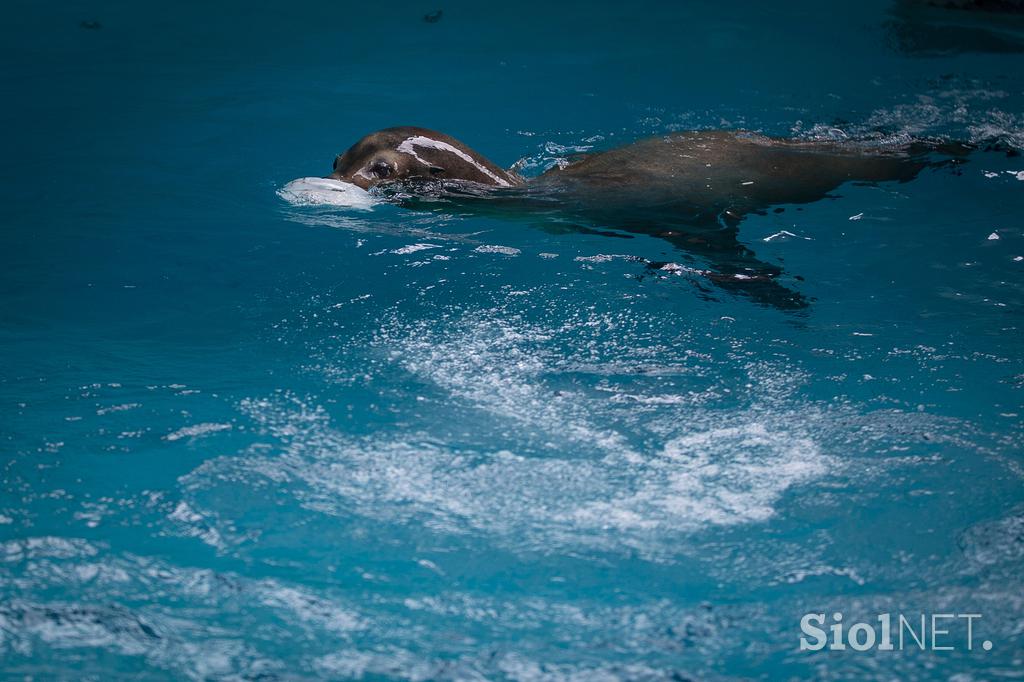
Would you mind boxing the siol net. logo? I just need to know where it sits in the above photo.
[799,612,992,652]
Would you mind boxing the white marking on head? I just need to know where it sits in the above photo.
[396,135,510,187]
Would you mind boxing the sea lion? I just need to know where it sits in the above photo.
[327,126,967,309]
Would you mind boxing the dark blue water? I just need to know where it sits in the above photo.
[2,1,1023,679]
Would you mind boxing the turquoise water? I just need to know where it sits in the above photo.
[2,1,1023,679]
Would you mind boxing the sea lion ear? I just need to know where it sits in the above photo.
[428,165,445,175]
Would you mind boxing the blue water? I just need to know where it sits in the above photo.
[2,1,1023,679]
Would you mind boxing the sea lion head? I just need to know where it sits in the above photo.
[329,126,522,190]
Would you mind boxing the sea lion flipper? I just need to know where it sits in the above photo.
[586,212,809,310]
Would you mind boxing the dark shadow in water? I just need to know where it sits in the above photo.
[885,0,1024,56]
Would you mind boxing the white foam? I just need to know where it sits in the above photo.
[277,177,379,210]
[164,422,232,442]
[180,310,837,558]
[473,244,520,256]
[574,254,625,263]
[391,243,441,255]
[213,400,829,559]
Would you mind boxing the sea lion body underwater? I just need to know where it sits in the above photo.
[328,126,967,308]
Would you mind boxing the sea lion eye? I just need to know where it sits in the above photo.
[371,161,392,178]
